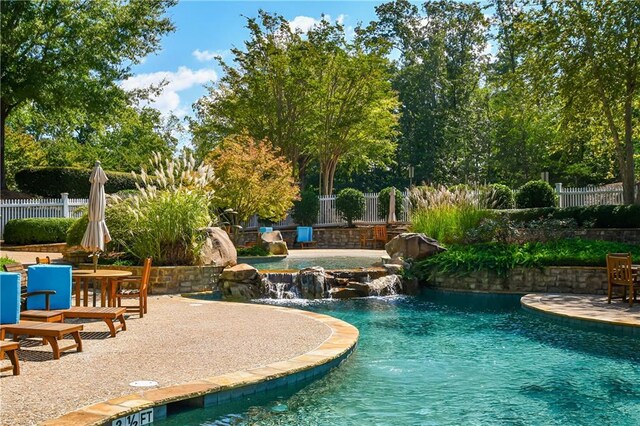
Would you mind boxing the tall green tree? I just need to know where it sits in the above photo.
[0,0,176,189]
[191,11,399,194]
[375,0,490,186]
[517,0,640,203]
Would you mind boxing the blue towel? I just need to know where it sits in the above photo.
[296,226,313,243]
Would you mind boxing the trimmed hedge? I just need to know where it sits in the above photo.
[515,180,556,208]
[16,167,138,198]
[499,204,640,228]
[336,188,365,227]
[4,218,78,245]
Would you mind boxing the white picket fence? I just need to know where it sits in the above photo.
[243,191,411,229]
[0,193,87,239]
[554,183,629,208]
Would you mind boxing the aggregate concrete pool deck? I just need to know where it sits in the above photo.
[0,296,349,426]
[521,293,640,328]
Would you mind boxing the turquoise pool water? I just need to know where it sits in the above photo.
[243,256,380,271]
[158,291,640,425]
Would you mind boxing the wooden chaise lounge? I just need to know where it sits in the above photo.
[0,321,83,360]
[0,340,20,375]
[62,307,126,337]
[20,307,127,338]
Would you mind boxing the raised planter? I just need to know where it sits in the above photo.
[429,266,608,294]
[78,264,225,294]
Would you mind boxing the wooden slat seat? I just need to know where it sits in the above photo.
[62,307,127,337]
[21,310,65,323]
[0,341,20,375]
[0,321,83,360]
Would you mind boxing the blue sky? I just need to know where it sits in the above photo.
[123,1,391,127]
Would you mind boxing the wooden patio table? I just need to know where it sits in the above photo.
[72,269,132,307]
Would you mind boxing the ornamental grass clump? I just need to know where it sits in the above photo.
[409,185,491,244]
[108,152,217,266]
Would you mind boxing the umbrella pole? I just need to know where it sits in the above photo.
[93,251,98,272]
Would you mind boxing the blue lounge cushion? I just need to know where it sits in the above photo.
[259,227,273,234]
[27,264,72,310]
[0,272,21,325]
[296,226,313,243]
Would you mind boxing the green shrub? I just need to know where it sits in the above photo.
[4,218,78,245]
[15,167,138,198]
[500,204,640,228]
[291,188,319,226]
[0,256,18,268]
[336,188,365,227]
[414,239,640,278]
[515,180,557,208]
[67,202,134,252]
[485,184,515,209]
[378,187,403,220]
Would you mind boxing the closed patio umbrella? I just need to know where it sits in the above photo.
[81,161,112,272]
[387,187,397,223]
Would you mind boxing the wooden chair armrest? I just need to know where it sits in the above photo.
[22,290,56,311]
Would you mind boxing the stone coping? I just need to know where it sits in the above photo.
[42,304,359,426]
[521,293,640,329]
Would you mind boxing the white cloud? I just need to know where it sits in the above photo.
[289,16,320,33]
[121,66,217,117]
[192,48,228,62]
[288,14,348,33]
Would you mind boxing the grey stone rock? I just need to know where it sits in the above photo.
[296,267,329,299]
[200,227,237,267]
[385,233,446,261]
[267,241,289,255]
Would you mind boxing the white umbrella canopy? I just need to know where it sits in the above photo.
[387,187,397,223]
[81,161,112,271]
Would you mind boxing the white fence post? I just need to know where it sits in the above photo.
[61,192,70,218]
[555,183,563,208]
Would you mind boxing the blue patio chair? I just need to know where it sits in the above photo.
[26,265,72,310]
[259,226,273,234]
[296,226,316,248]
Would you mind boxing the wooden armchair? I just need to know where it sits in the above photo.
[36,256,51,264]
[113,258,152,318]
[606,253,638,306]
[362,225,388,249]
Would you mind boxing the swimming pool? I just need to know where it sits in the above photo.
[243,256,381,271]
[157,291,640,425]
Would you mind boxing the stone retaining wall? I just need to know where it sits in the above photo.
[429,266,608,294]
[78,264,224,294]
[2,243,67,253]
[569,228,640,244]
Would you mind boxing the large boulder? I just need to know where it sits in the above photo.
[220,263,261,300]
[260,230,283,243]
[260,231,289,255]
[346,275,403,296]
[330,287,361,299]
[296,267,329,299]
[385,233,446,261]
[200,227,237,267]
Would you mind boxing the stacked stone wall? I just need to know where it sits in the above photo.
[78,264,224,294]
[430,266,608,294]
